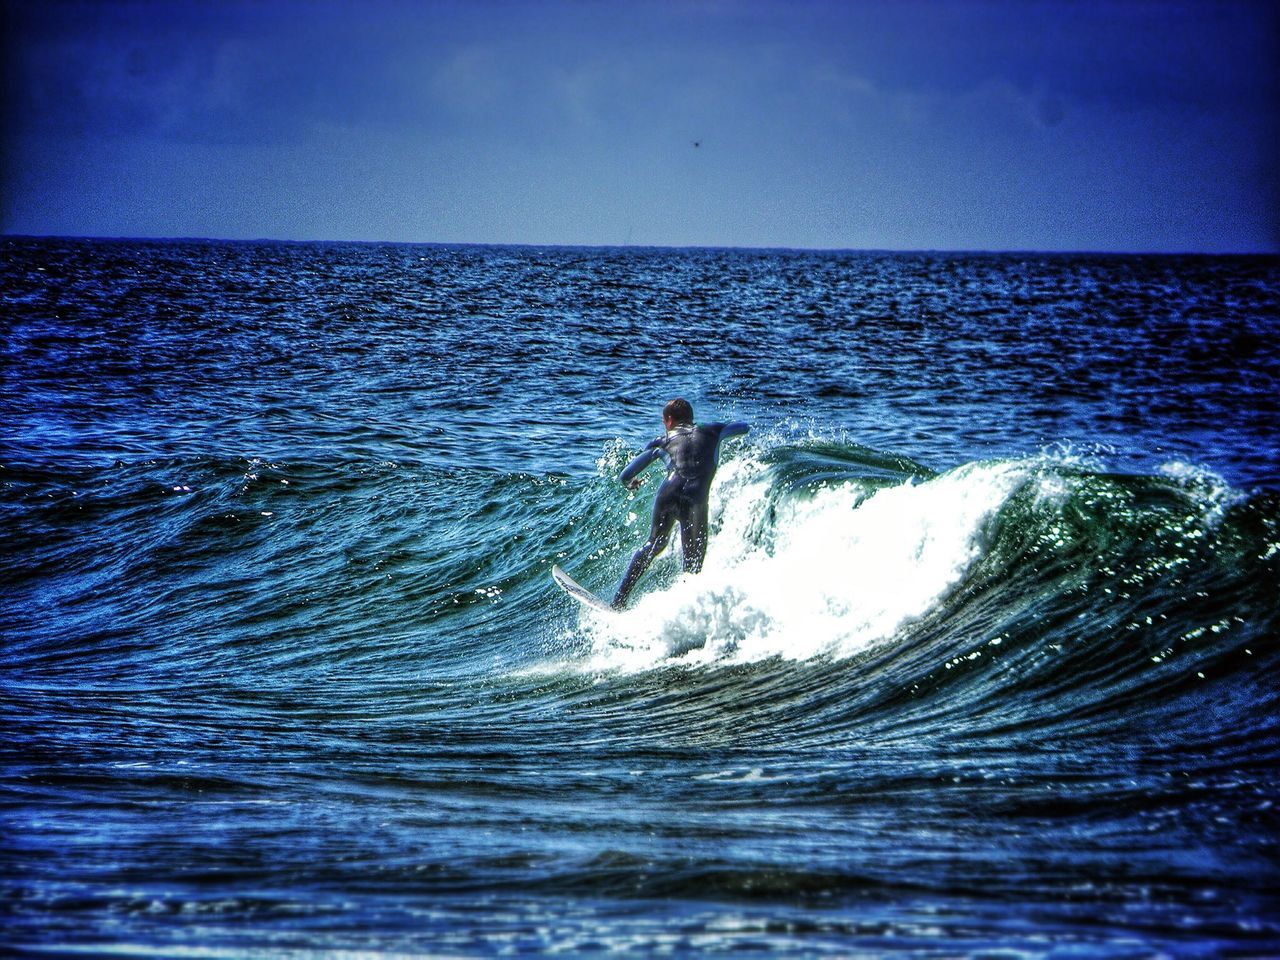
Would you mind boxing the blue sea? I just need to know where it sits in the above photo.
[3,238,1279,957]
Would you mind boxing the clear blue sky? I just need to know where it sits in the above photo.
[2,0,1277,252]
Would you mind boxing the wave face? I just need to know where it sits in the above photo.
[553,441,1280,747]
[2,238,1279,956]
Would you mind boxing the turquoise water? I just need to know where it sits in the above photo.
[3,239,1279,955]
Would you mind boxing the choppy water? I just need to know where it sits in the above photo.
[3,238,1279,956]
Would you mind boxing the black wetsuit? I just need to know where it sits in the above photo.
[612,420,749,609]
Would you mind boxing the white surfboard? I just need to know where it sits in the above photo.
[551,565,616,614]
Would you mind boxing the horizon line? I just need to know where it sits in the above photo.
[3,231,1276,258]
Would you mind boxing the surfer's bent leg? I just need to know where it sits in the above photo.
[678,497,710,574]
[613,485,679,609]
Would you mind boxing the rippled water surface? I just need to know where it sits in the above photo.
[3,238,1279,956]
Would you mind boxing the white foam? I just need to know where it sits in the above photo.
[1157,460,1243,525]
[576,456,1029,673]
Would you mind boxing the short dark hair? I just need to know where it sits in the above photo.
[664,398,694,424]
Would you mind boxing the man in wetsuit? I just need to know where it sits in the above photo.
[612,398,749,609]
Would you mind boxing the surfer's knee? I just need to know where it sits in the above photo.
[644,536,668,560]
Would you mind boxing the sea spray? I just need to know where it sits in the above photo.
[578,456,1030,670]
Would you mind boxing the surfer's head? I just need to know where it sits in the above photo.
[663,398,694,429]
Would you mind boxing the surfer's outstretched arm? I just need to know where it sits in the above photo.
[720,421,749,441]
[619,439,663,488]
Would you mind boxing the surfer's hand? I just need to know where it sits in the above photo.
[627,480,642,491]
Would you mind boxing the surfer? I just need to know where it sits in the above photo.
[611,399,748,609]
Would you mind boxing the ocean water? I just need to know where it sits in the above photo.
[2,237,1279,957]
